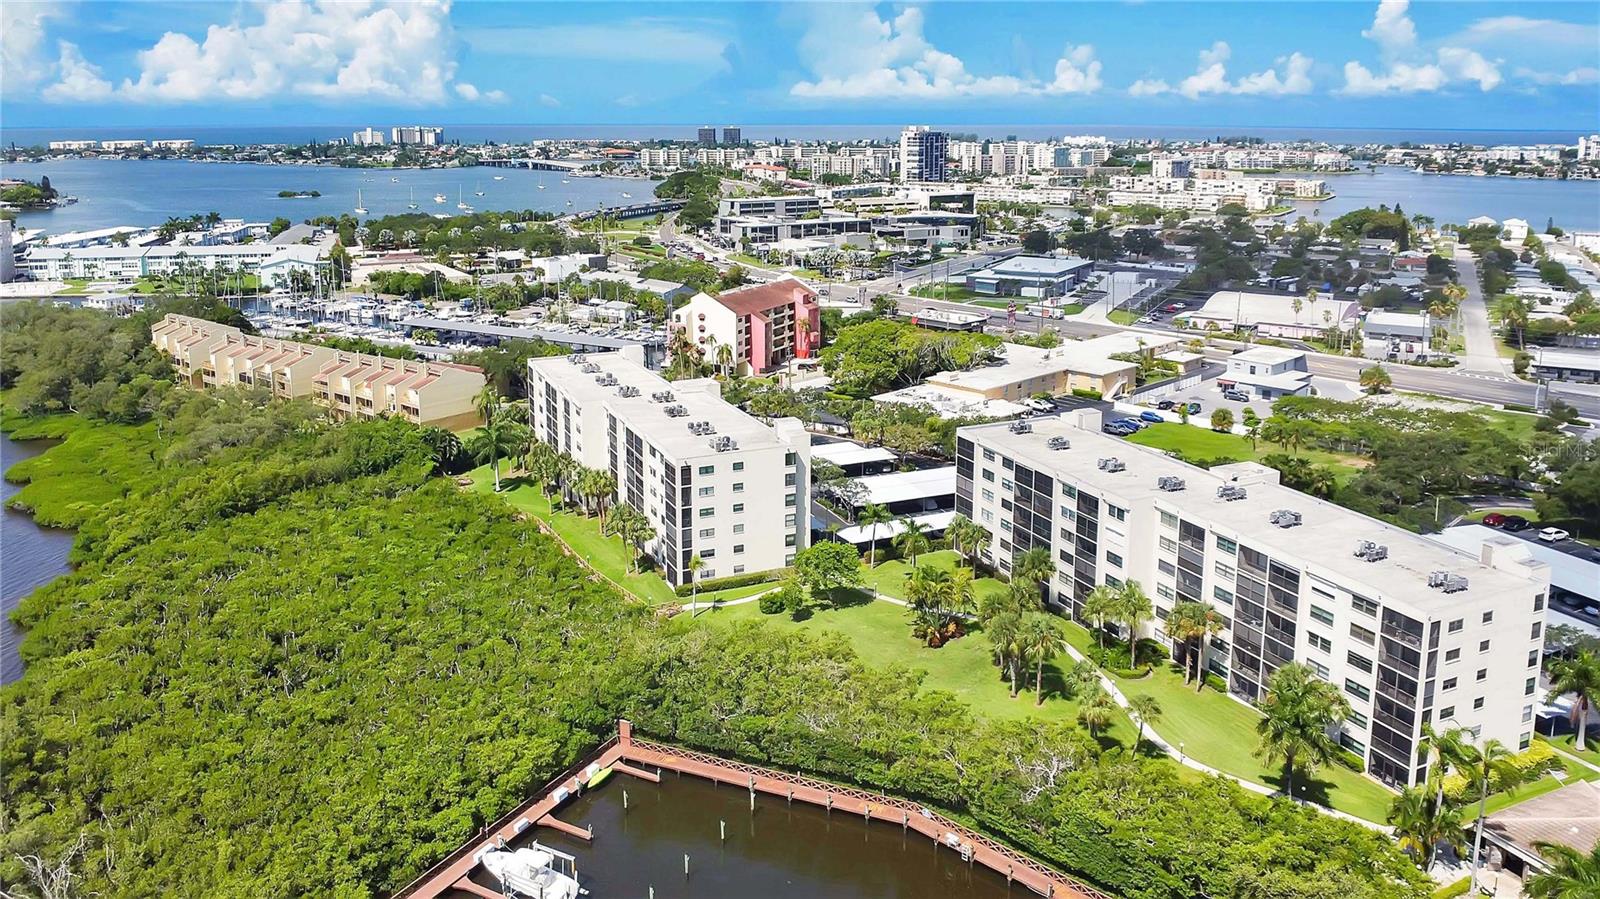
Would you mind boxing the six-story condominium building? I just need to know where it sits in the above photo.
[957,410,1549,788]
[527,347,810,588]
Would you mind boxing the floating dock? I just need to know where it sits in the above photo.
[393,720,1109,899]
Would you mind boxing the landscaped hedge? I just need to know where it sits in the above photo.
[674,567,787,597]
[1334,747,1367,773]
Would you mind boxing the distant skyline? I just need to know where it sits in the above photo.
[2,1,1597,132]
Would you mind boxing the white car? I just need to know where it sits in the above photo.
[1538,527,1570,542]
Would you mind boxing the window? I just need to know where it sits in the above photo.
[1214,586,1235,605]
[733,565,745,574]
[734,544,745,555]
[982,489,995,502]
[1445,648,1461,662]
[1001,457,1014,470]
[1448,618,1464,634]
[1350,623,1376,645]
[1001,521,1012,532]
[701,568,716,579]
[699,528,715,538]
[1347,651,1373,673]
[1520,732,1532,751]
[1311,586,1335,602]
[1347,710,1370,728]
[1442,677,1457,691]
[1351,595,1379,616]
[785,494,797,507]
[1106,551,1124,568]
[1159,510,1178,529]
[1215,535,1238,554]
[1344,679,1371,702]
[1160,536,1177,553]
[1473,697,1485,711]
[1440,706,1455,720]
[733,482,745,493]
[982,469,995,482]
[982,510,994,523]
[785,553,795,566]
[1107,575,1125,588]
[1060,506,1077,522]
[1476,668,1488,682]
[1528,649,1539,668]
[983,448,995,461]
[697,465,714,476]
[784,451,796,466]
[1001,478,1014,491]
[1522,705,1534,723]
[1107,504,1128,522]
[785,534,796,547]
[732,461,744,472]
[1482,611,1494,625]
[1158,560,1176,576]
[1061,482,1077,499]
[697,486,715,497]
[699,507,715,518]
[1530,622,1542,640]
[1308,660,1330,679]
[733,524,745,535]
[784,473,796,487]
[1310,605,1334,626]
[784,514,797,527]
[701,549,716,560]
[1309,633,1332,653]
[1534,593,1545,612]
[1525,677,1537,696]
[1479,639,1491,653]
[732,503,744,513]
[1157,584,1174,600]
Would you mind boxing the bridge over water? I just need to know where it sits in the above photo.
[478,158,586,173]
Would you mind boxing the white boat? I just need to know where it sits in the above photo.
[538,174,547,190]
[457,188,470,210]
[433,192,447,204]
[353,189,367,215]
[565,200,573,207]
[407,188,418,210]
[391,177,400,183]
[474,181,485,197]
[479,843,581,899]
[622,192,631,198]
[493,175,505,181]
[561,178,569,184]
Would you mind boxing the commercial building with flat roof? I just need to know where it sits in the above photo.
[1362,311,1434,362]
[527,348,810,587]
[1218,346,1313,399]
[1184,290,1360,339]
[151,314,484,429]
[958,411,1550,787]
[966,255,1093,299]
[1529,347,1600,384]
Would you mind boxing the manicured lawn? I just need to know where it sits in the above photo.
[910,283,985,302]
[1541,732,1600,767]
[1481,750,1599,815]
[1466,506,1540,524]
[692,597,1136,744]
[861,550,1009,605]
[1108,310,1139,326]
[1125,423,1365,483]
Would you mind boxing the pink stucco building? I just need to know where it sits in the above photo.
[670,277,820,374]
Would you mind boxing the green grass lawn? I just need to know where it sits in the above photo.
[1108,310,1139,326]
[910,283,985,302]
[1481,749,1599,815]
[1125,423,1366,483]
[860,550,1009,605]
[465,464,772,607]
[1542,732,1600,767]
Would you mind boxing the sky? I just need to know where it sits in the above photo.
[2,0,1597,132]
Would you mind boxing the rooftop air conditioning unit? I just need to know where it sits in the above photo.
[595,373,617,387]
[1157,476,1186,492]
[664,404,688,417]
[1097,457,1125,473]
[570,353,588,365]
[710,436,739,452]
[651,390,675,403]
[1046,436,1071,450]
[1428,571,1470,593]
[580,363,600,374]
[1354,540,1389,562]
[616,386,640,398]
[1009,420,1033,434]
[1269,509,1302,528]
[1217,485,1248,501]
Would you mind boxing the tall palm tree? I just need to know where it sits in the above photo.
[1115,581,1154,665]
[985,612,1025,697]
[858,503,893,576]
[1359,364,1393,394]
[1420,723,1474,813]
[1526,840,1600,898]
[473,383,501,426]
[893,517,931,566]
[714,342,735,379]
[1167,599,1225,687]
[467,415,527,492]
[1080,584,1120,652]
[945,514,977,560]
[1389,786,1466,871]
[1077,683,1116,740]
[589,469,617,528]
[1464,739,1524,880]
[1547,650,1600,752]
[1128,694,1162,751]
[1255,662,1352,798]
[1021,613,1060,706]
[687,554,706,604]
[1495,294,1533,349]
[1013,546,1053,591]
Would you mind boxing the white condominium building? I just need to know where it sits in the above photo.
[957,412,1549,788]
[527,348,810,588]
[21,243,325,283]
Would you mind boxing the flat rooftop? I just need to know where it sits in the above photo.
[932,342,1135,390]
[403,316,663,350]
[977,255,1093,277]
[810,440,897,468]
[854,466,957,505]
[1483,780,1600,861]
[964,416,1546,611]
[1428,525,1597,601]
[528,351,789,460]
[1230,346,1304,366]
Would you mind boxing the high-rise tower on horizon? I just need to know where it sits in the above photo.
[899,125,949,183]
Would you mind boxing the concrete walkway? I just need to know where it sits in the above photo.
[1453,251,1510,375]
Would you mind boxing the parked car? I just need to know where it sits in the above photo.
[1165,302,1187,312]
[1481,512,1507,528]
[1585,606,1600,619]
[1222,389,1250,402]
[1502,515,1531,531]
[1156,400,1175,411]
[1185,402,1202,415]
[1102,422,1136,436]
[1538,527,1571,542]
[1139,410,1165,423]
[1117,418,1148,430]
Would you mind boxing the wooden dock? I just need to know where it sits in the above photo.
[394,720,1110,899]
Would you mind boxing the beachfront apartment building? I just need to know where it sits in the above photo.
[669,278,821,375]
[21,243,325,283]
[526,348,810,588]
[151,314,484,430]
[957,412,1550,788]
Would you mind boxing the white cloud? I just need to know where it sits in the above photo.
[1341,0,1503,95]
[788,7,1100,100]
[1515,66,1600,87]
[36,0,507,105]
[2,1,64,95]
[462,21,732,70]
[41,41,112,102]
[1137,42,1313,99]
[538,93,561,108]
[1451,16,1600,53]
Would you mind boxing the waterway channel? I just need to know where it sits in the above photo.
[0,433,75,684]
[457,772,1018,899]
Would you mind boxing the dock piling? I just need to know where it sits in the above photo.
[720,819,726,842]
[684,854,690,877]
[623,789,629,810]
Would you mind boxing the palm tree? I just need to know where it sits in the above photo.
[1358,364,1392,394]
[1080,584,1119,652]
[1167,599,1225,687]
[714,342,735,379]
[1525,840,1600,898]
[1495,294,1533,349]
[474,383,501,426]
[467,415,527,492]
[1254,662,1352,798]
[1077,683,1116,740]
[553,452,579,505]
[1548,650,1600,752]
[1013,546,1053,592]
[858,503,893,576]
[985,612,1025,697]
[1464,739,1524,881]
[1021,613,1060,706]
[687,554,706,603]
[1115,581,1154,665]
[948,516,990,567]
[1128,694,1162,751]
[1420,723,1473,813]
[1389,786,1466,871]
[893,517,931,566]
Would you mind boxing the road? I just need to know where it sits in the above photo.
[1452,251,1507,374]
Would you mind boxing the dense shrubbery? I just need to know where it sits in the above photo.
[820,318,1002,397]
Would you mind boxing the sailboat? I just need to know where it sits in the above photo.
[390,177,400,183]
[407,188,418,210]
[474,181,485,197]
[353,189,367,215]
[621,192,631,198]
[433,191,447,204]
[537,173,547,190]
[561,178,570,184]
[456,187,472,211]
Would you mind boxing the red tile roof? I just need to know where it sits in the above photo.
[713,277,816,316]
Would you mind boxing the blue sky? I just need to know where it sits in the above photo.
[2,1,1596,131]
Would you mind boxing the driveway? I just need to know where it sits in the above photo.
[1452,251,1509,375]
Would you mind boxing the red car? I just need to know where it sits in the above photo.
[1482,513,1507,527]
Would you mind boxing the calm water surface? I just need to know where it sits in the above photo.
[1,434,75,684]
[1291,166,1600,231]
[465,772,1021,899]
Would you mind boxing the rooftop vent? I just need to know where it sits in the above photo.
[664,404,688,418]
[688,420,717,435]
[651,390,675,403]
[1217,485,1248,502]
[1046,436,1071,450]
[580,363,601,374]
[1354,540,1388,562]
[1269,509,1302,528]
[594,373,617,387]
[1097,457,1126,473]
[570,353,588,365]
[1157,476,1186,492]
[616,385,640,398]
[710,435,739,452]
[1428,571,1470,593]
[1008,420,1033,434]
